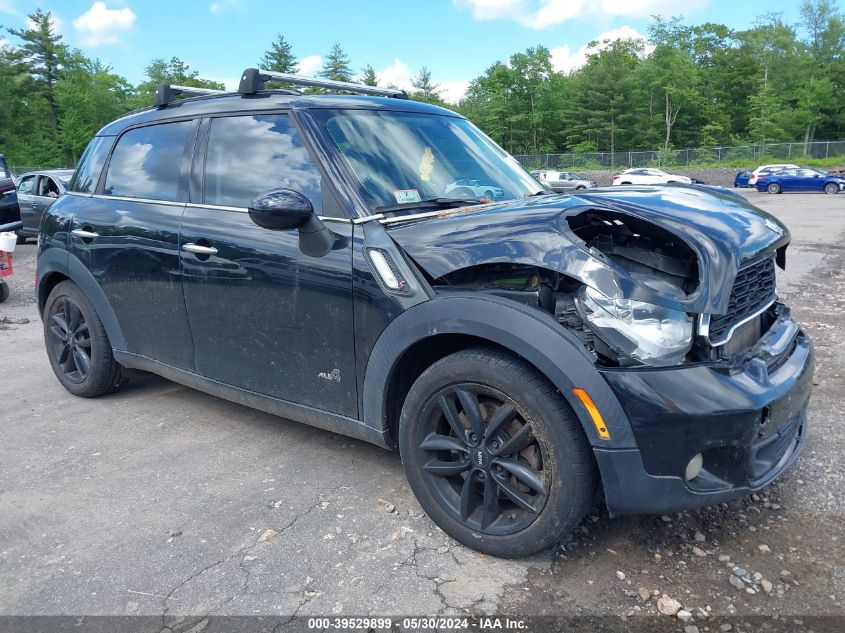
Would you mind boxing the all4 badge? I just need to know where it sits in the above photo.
[318,368,341,383]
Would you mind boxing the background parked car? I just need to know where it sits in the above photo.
[611,168,692,185]
[530,170,596,192]
[747,163,799,186]
[445,179,505,198]
[734,169,753,187]
[0,154,22,241]
[756,167,845,194]
[15,169,73,241]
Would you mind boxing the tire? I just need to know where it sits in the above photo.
[620,181,631,185]
[0,281,8,303]
[43,280,123,398]
[398,347,596,557]
[16,232,26,245]
[767,183,781,194]
[483,190,494,198]
[575,185,586,190]
[824,183,838,194]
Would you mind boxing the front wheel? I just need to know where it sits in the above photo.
[43,280,124,397]
[824,183,838,194]
[399,348,596,557]
[767,183,782,194]
[16,232,26,245]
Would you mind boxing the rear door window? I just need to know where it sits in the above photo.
[203,114,323,213]
[105,121,194,201]
[69,136,113,194]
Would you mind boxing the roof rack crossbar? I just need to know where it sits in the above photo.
[154,83,226,107]
[238,68,408,99]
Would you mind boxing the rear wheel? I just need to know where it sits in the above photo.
[43,281,123,397]
[0,281,8,303]
[575,185,586,190]
[16,232,26,245]
[824,183,838,194]
[399,347,595,557]
[767,183,782,194]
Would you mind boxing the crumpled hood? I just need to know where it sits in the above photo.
[385,185,790,314]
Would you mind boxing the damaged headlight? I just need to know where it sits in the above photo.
[578,286,693,366]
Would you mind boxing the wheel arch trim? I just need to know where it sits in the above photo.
[37,249,127,351]
[361,293,636,449]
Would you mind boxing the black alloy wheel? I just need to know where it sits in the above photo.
[46,295,92,384]
[414,384,547,535]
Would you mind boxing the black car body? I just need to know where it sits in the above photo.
[0,154,20,228]
[15,169,73,239]
[35,76,813,557]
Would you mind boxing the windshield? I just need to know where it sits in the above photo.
[312,109,542,210]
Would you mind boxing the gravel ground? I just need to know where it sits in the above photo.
[0,190,843,631]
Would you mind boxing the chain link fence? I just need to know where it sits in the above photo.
[515,140,845,171]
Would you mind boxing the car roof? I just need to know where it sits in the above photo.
[97,92,464,136]
[19,169,75,179]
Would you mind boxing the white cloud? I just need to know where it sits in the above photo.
[440,80,470,104]
[550,25,653,73]
[0,37,9,51]
[72,2,135,46]
[296,55,322,76]
[0,1,17,15]
[456,0,708,29]
[377,58,413,90]
[209,0,240,14]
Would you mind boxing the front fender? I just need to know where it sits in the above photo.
[361,293,636,449]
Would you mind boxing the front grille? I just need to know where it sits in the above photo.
[710,257,776,344]
[721,315,762,356]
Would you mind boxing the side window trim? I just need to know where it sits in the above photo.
[98,117,200,202]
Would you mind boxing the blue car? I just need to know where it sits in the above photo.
[734,169,752,187]
[756,167,845,194]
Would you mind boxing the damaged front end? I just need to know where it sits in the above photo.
[383,186,791,369]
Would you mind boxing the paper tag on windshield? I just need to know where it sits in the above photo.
[393,189,421,204]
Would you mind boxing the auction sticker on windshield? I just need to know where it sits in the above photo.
[393,189,422,204]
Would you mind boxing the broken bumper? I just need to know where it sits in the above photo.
[595,309,813,516]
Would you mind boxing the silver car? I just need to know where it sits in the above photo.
[15,169,74,241]
[530,170,596,192]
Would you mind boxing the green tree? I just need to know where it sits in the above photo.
[359,64,378,86]
[411,66,443,104]
[319,43,353,82]
[135,57,224,106]
[260,34,297,72]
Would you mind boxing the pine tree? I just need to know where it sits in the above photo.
[360,64,378,86]
[6,9,66,136]
[411,66,442,103]
[319,43,353,82]
[260,35,297,73]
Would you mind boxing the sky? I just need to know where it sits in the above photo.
[0,0,815,103]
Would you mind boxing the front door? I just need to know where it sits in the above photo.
[16,174,37,233]
[180,113,358,418]
[70,119,197,368]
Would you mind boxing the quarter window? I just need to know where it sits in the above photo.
[203,114,323,212]
[69,136,113,194]
[105,121,194,201]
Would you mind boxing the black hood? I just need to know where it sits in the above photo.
[385,186,790,314]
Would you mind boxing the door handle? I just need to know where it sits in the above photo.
[183,243,218,256]
[71,229,99,239]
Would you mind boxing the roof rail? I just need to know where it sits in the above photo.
[238,68,408,99]
[154,83,226,107]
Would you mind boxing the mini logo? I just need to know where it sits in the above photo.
[764,217,783,234]
[318,368,341,382]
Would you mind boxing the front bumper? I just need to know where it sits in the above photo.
[595,306,813,516]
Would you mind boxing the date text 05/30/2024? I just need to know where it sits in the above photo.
[306,617,528,630]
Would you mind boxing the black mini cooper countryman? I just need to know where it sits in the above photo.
[36,70,813,557]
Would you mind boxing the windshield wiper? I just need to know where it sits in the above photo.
[374,197,485,215]
[524,190,555,197]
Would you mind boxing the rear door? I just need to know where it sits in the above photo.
[16,175,37,232]
[180,112,357,417]
[69,119,197,368]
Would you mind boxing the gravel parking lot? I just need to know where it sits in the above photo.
[1,190,843,630]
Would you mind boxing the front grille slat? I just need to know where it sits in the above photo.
[710,257,776,345]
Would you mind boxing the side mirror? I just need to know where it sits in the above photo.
[248,188,340,258]
[248,188,314,230]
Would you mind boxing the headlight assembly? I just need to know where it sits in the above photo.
[577,285,693,366]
